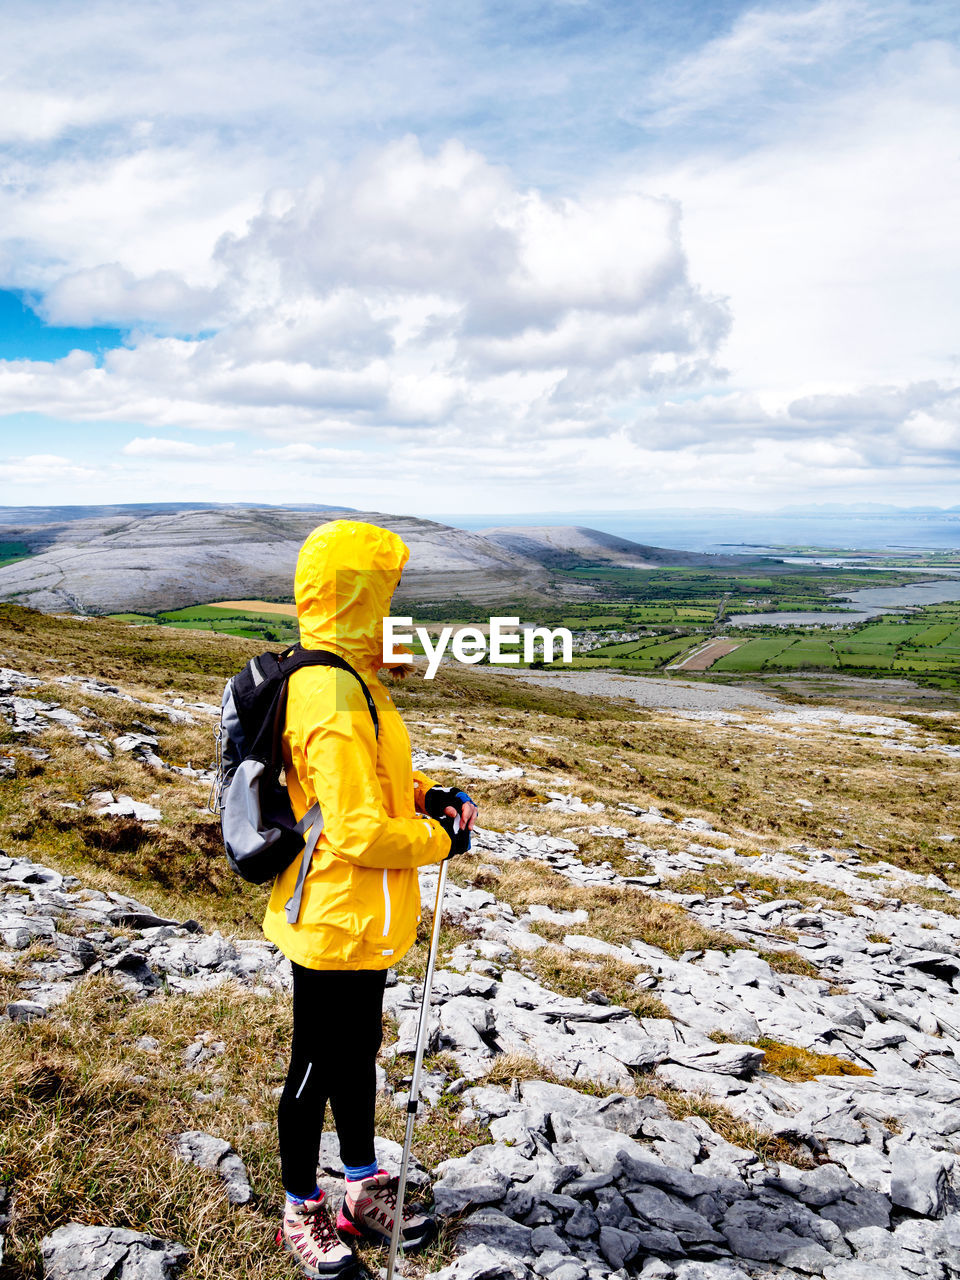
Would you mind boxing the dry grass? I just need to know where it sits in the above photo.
[893,886,960,918]
[656,1092,814,1168]
[478,1053,614,1098]
[756,949,823,979]
[527,946,671,1020]
[0,978,295,1279]
[659,868,855,914]
[0,975,485,1280]
[709,1031,872,1082]
[466,860,739,959]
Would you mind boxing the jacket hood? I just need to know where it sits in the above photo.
[295,520,409,670]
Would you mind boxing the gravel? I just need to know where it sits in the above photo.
[516,672,781,717]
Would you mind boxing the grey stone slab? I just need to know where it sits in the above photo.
[434,1150,513,1215]
[7,1000,48,1021]
[821,1264,913,1280]
[655,1063,747,1097]
[889,1148,958,1216]
[671,1266,754,1280]
[173,1130,252,1206]
[456,1210,533,1258]
[542,1264,587,1280]
[564,1203,599,1238]
[719,1200,835,1266]
[617,1150,717,1199]
[818,1189,892,1233]
[41,1224,189,1280]
[598,1226,640,1270]
[429,1244,532,1280]
[626,1187,725,1245]
[529,1226,569,1254]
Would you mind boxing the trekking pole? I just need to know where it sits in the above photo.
[385,821,455,1280]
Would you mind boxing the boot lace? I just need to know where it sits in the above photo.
[376,1177,399,1211]
[302,1202,341,1252]
[373,1176,422,1223]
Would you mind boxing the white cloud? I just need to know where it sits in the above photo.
[0,453,99,484]
[642,0,893,128]
[0,1,959,510]
[642,37,960,397]
[121,437,235,459]
[0,86,110,143]
[0,139,729,440]
[40,265,222,329]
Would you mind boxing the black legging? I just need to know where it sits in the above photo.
[278,963,388,1197]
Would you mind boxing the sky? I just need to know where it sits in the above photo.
[0,0,959,516]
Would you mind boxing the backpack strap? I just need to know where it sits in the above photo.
[284,802,325,923]
[277,645,379,926]
[272,645,379,761]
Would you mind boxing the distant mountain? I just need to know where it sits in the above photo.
[0,507,542,613]
[0,507,770,615]
[480,525,752,570]
[0,501,352,526]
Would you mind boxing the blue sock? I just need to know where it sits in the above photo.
[343,1159,379,1183]
[286,1184,321,1205]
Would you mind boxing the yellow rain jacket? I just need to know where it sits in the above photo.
[263,520,451,970]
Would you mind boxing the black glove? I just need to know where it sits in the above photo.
[438,812,471,857]
[424,786,462,819]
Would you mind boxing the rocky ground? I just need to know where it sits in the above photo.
[2,656,960,1280]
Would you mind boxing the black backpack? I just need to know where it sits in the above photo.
[211,644,378,923]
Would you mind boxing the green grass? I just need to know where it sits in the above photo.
[625,636,697,667]
[850,622,928,644]
[712,637,797,670]
[912,623,957,647]
[105,604,301,644]
[776,641,839,669]
[836,652,896,669]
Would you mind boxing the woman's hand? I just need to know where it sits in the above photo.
[443,790,478,832]
[425,786,478,855]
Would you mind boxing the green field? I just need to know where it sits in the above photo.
[99,560,960,689]
[561,594,960,687]
[107,604,300,644]
[712,638,798,670]
[0,540,31,568]
[776,640,840,669]
[705,607,960,682]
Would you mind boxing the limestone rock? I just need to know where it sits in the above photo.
[429,1243,532,1279]
[41,1224,188,1280]
[174,1131,252,1205]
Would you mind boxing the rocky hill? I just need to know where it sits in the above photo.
[1,608,959,1279]
[0,507,542,614]
[0,505,759,616]
[481,526,749,571]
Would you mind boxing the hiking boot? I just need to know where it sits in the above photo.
[337,1170,437,1253]
[277,1191,358,1277]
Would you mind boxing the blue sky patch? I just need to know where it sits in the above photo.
[0,290,125,363]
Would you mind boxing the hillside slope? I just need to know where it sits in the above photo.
[0,507,543,613]
[481,524,751,569]
[1,607,960,1279]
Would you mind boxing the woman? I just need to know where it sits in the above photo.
[263,520,477,1278]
